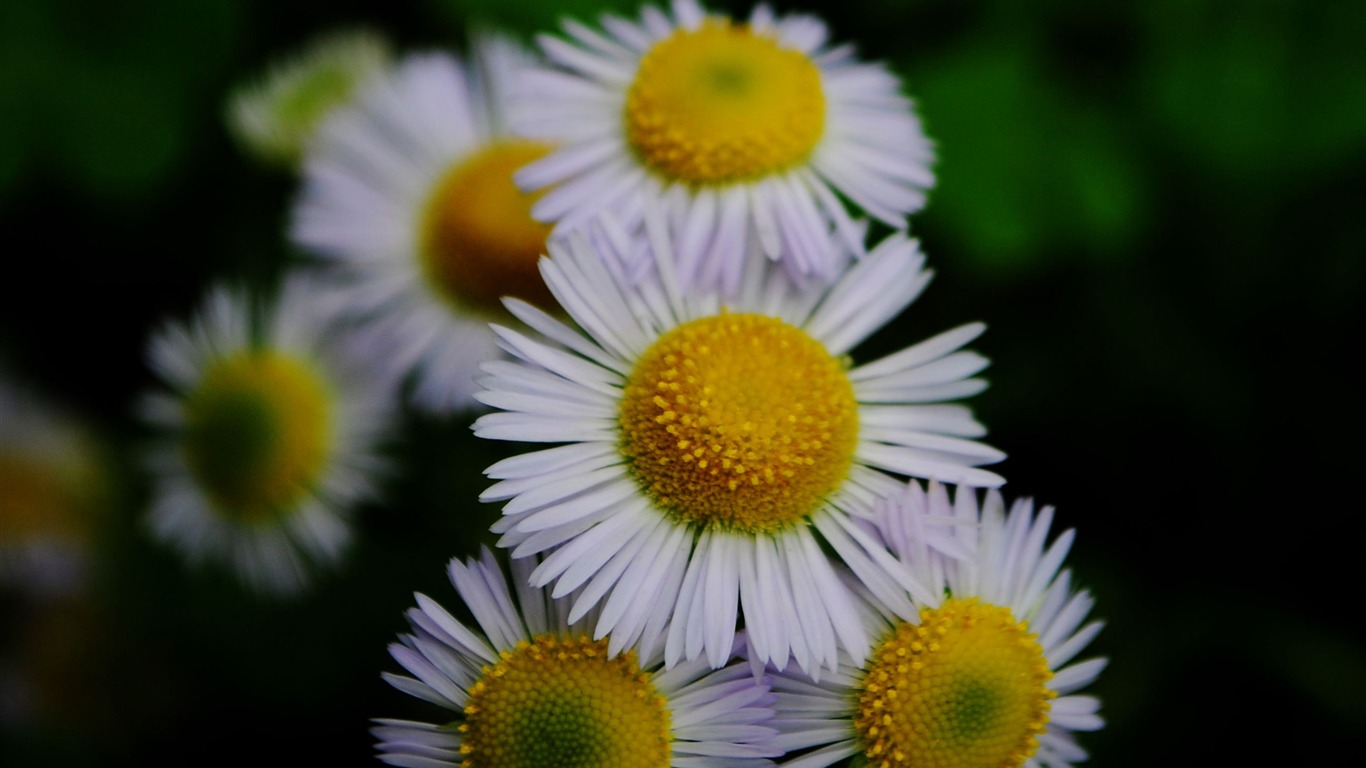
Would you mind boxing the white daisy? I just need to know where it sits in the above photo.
[140,274,394,596]
[768,481,1107,768]
[514,0,935,293]
[0,378,105,596]
[472,230,1003,677]
[375,547,780,767]
[226,27,392,169]
[291,36,561,413]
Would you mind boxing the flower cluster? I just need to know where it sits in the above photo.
[127,0,1109,765]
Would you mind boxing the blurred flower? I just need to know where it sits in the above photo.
[769,481,1106,767]
[291,35,559,413]
[0,377,107,597]
[375,547,780,767]
[472,232,1002,676]
[226,27,392,169]
[140,274,394,596]
[514,0,934,293]
[0,595,158,737]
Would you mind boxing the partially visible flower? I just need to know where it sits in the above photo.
[292,36,559,413]
[140,274,394,595]
[0,596,126,730]
[769,481,1107,768]
[473,231,1002,677]
[227,28,391,169]
[0,378,107,596]
[515,0,935,293]
[375,548,780,767]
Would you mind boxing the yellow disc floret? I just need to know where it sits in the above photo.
[182,350,332,522]
[619,313,858,532]
[420,140,557,314]
[626,19,825,184]
[854,598,1056,768]
[459,634,671,768]
[0,453,83,542]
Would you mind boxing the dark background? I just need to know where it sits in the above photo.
[2,0,1363,764]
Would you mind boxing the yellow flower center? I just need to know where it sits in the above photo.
[420,140,558,315]
[182,351,332,522]
[854,598,1056,768]
[459,634,671,768]
[619,313,858,532]
[625,19,825,185]
[0,453,83,541]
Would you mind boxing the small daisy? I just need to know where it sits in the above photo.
[0,378,106,596]
[375,547,780,767]
[227,27,392,169]
[292,36,560,413]
[140,274,393,595]
[769,481,1107,768]
[472,231,1003,676]
[515,0,935,292]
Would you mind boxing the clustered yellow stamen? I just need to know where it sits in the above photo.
[619,313,858,532]
[854,597,1056,768]
[625,19,825,184]
[459,634,671,768]
[182,351,332,522]
[421,140,557,314]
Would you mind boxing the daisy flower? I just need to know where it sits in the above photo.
[291,36,561,413]
[472,231,1003,676]
[140,274,393,596]
[514,0,935,292]
[375,547,780,767]
[227,27,392,169]
[0,378,106,596]
[769,481,1107,768]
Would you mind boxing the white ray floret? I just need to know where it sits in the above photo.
[376,547,780,768]
[226,27,391,169]
[767,481,1107,768]
[140,274,394,596]
[516,0,935,293]
[0,377,106,597]
[473,231,1001,677]
[292,35,556,413]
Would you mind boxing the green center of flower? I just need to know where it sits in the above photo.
[182,350,332,522]
[420,140,558,315]
[625,19,826,184]
[855,598,1056,768]
[459,634,671,768]
[275,64,360,136]
[618,313,859,532]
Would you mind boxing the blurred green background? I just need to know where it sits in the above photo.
[2,0,1363,764]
